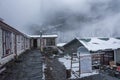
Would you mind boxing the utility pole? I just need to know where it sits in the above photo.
[79,53,81,77]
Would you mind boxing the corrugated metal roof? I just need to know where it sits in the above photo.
[79,38,120,51]
[0,21,29,38]
[29,35,58,38]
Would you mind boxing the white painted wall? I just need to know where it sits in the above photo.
[77,46,92,73]
[37,39,40,48]
[11,33,15,54]
[21,36,25,53]
[0,29,30,68]
[16,35,30,56]
[0,29,15,66]
[17,35,21,55]
[80,54,92,73]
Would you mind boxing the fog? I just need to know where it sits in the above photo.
[0,0,41,34]
[0,0,120,42]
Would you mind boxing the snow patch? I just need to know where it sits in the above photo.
[79,38,120,51]
[57,43,66,47]
[29,35,58,38]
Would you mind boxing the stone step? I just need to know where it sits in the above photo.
[0,67,6,74]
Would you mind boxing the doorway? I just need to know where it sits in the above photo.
[33,39,37,48]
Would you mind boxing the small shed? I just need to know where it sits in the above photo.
[64,37,120,74]
[77,46,92,73]
[77,38,120,72]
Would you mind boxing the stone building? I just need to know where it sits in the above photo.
[29,35,58,50]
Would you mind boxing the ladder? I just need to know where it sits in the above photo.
[71,53,81,78]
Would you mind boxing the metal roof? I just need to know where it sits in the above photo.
[79,38,120,51]
[29,35,58,38]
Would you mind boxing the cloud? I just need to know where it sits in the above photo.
[0,0,120,42]
[0,0,41,34]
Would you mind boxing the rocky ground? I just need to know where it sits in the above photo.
[0,50,120,80]
[44,57,66,80]
[0,49,43,80]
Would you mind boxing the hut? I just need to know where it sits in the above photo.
[64,37,120,74]
[29,35,58,51]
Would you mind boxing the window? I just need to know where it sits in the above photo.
[46,38,55,46]
[2,29,12,57]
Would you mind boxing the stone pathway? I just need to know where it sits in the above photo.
[70,72,120,80]
[0,49,43,80]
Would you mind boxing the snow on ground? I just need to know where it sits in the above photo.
[81,72,99,78]
[42,63,46,80]
[57,43,66,47]
[58,55,99,79]
[71,70,99,79]
[59,56,71,69]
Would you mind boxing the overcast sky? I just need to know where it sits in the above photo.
[0,0,120,42]
[0,0,41,34]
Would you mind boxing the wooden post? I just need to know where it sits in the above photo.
[79,52,81,77]
[71,53,73,73]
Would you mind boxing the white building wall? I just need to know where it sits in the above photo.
[0,28,3,59]
[16,35,30,56]
[77,46,92,73]
[17,35,21,55]
[44,39,46,47]
[20,35,24,53]
[37,38,48,48]
[11,33,15,54]
[80,54,92,73]
[37,39,40,48]
[0,30,15,65]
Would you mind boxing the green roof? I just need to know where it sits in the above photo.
[98,38,109,41]
[80,39,91,42]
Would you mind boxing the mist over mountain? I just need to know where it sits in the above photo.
[0,0,120,42]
